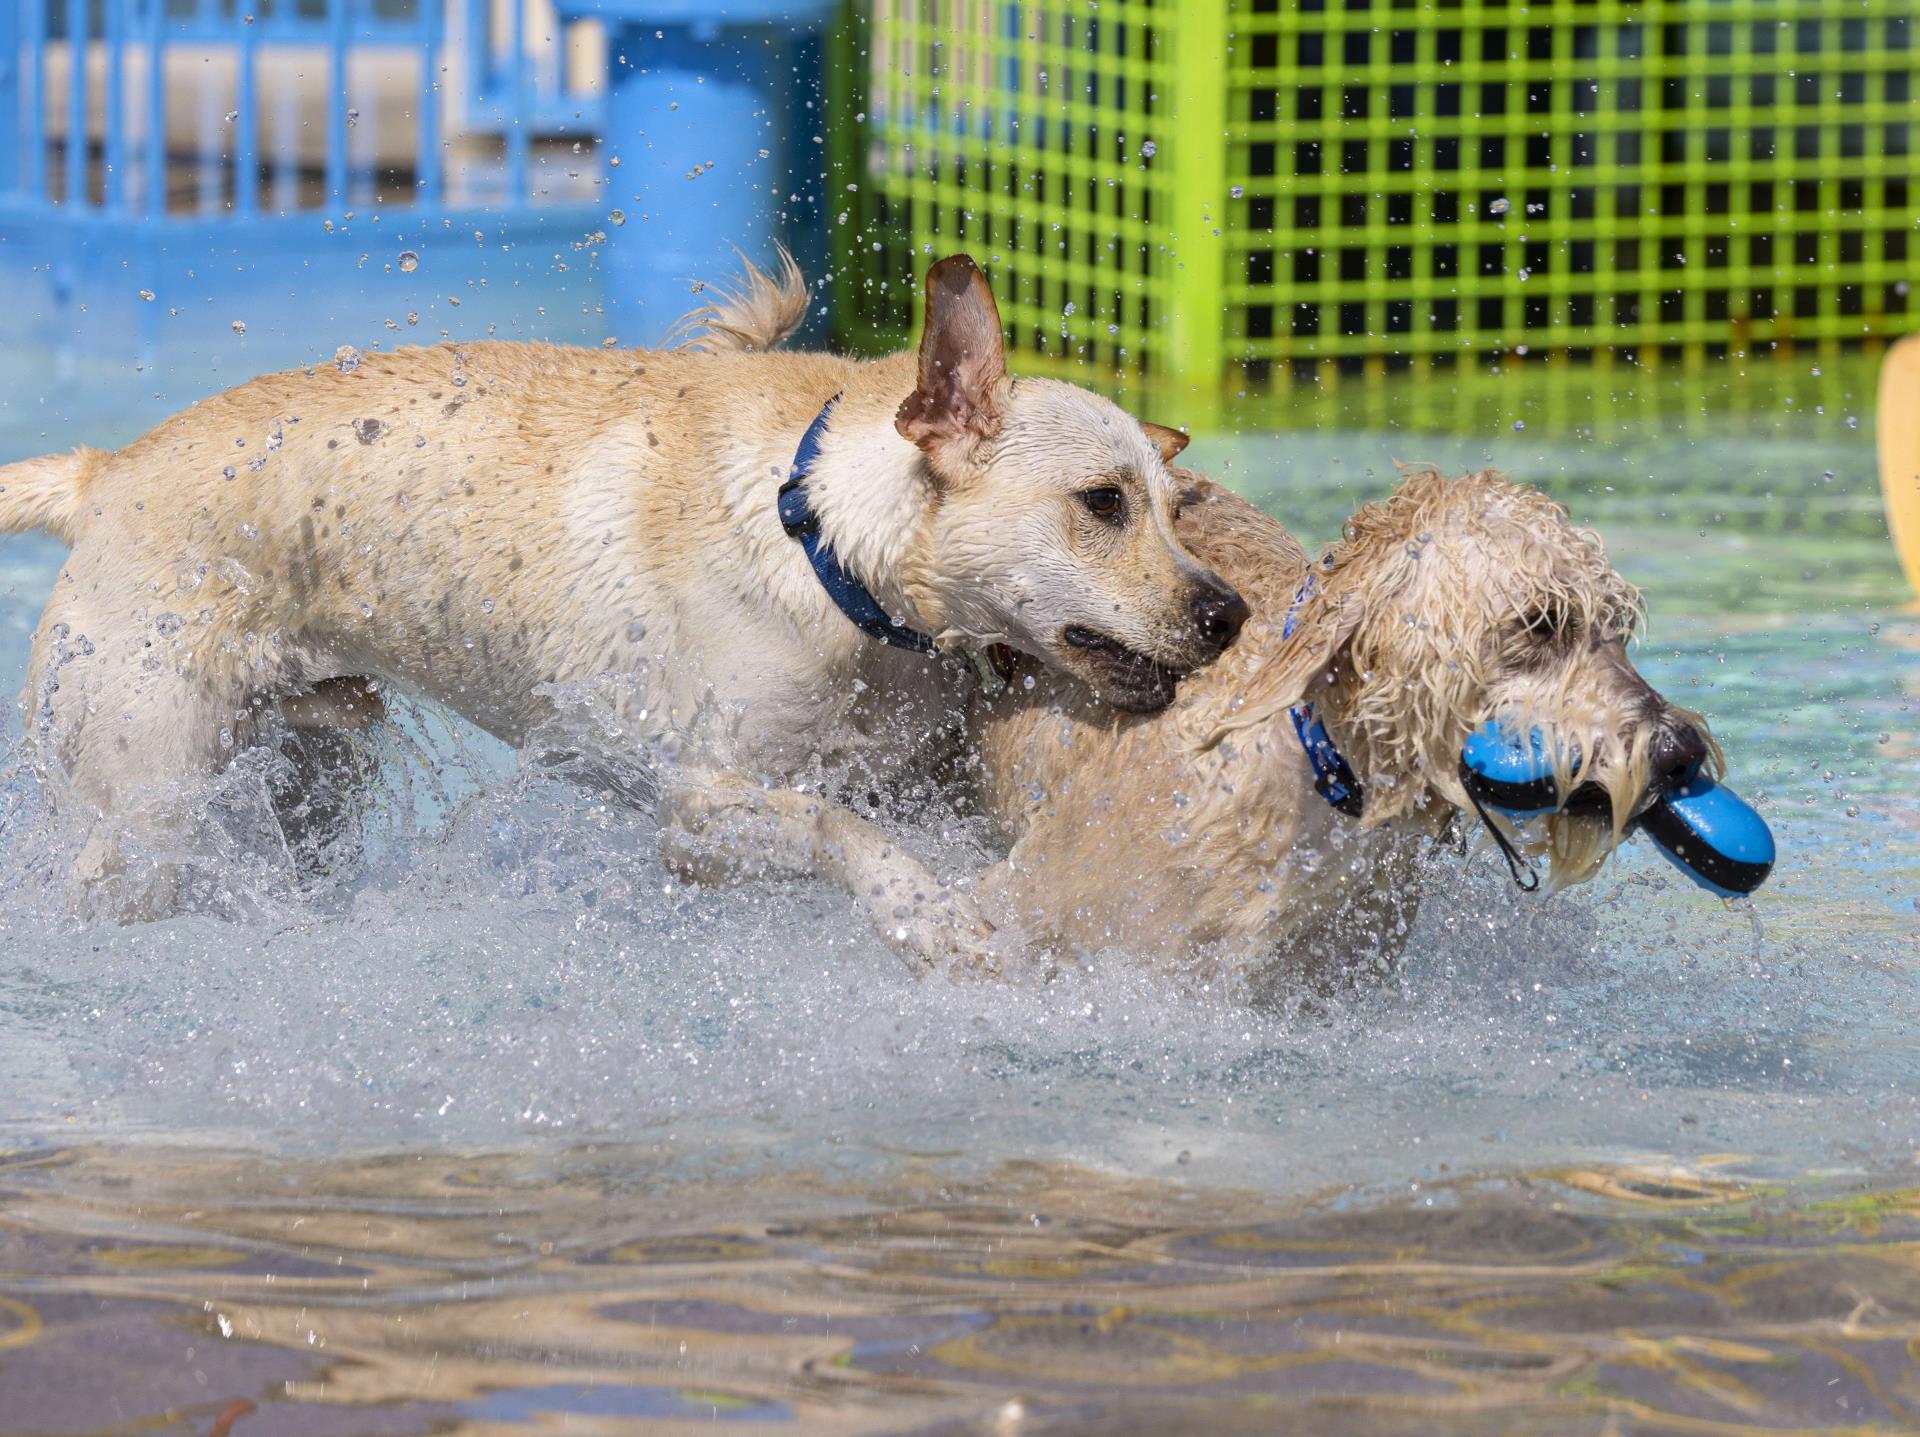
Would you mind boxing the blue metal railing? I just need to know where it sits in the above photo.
[0,0,593,220]
[0,0,838,360]
[465,0,601,147]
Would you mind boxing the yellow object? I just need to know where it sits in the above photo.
[1879,335,1920,600]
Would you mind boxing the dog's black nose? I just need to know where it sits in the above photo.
[1191,581,1250,653]
[1650,722,1709,789]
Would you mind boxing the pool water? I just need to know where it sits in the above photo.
[0,348,1915,1432]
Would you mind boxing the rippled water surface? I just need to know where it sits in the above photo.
[0,351,1914,1432]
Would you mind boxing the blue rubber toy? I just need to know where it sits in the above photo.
[1459,721,1566,817]
[1636,775,1775,898]
[1458,720,1775,897]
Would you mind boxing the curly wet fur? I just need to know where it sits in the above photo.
[1206,466,1717,893]
[971,467,1720,970]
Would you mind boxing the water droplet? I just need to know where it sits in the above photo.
[397,250,420,273]
[224,110,238,124]
[1229,185,1244,198]
[608,209,626,226]
[1512,420,1525,431]
[230,319,247,336]
[333,344,361,373]
[1022,674,1035,691]
[626,620,647,643]
[138,289,155,302]
[221,465,237,480]
[1489,196,1511,215]
[1139,139,1157,157]
[480,597,496,615]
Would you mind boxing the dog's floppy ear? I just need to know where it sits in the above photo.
[1198,579,1362,750]
[1141,421,1190,463]
[896,255,1009,476]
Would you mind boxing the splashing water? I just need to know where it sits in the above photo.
[0,364,1914,1198]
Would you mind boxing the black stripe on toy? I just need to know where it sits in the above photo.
[1637,800,1774,896]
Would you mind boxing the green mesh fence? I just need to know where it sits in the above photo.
[828,0,1918,408]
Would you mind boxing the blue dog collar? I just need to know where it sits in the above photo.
[1280,575,1364,819]
[777,396,936,656]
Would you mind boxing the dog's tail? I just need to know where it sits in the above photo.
[668,246,809,354]
[0,449,95,545]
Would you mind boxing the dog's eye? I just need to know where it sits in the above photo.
[1077,487,1125,522]
[1521,603,1570,640]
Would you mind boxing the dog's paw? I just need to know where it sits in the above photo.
[880,890,1013,980]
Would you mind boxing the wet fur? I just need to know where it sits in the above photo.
[970,469,1718,972]
[0,256,1243,970]
[690,270,1713,972]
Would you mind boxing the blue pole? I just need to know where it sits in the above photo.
[234,3,257,215]
[102,0,123,210]
[26,0,45,203]
[507,0,528,205]
[0,0,19,197]
[144,0,163,215]
[271,73,296,209]
[325,0,346,205]
[596,22,781,342]
[65,0,88,206]
[416,0,441,208]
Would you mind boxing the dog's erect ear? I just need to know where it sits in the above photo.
[1141,421,1190,464]
[895,255,1009,474]
[1197,579,1362,751]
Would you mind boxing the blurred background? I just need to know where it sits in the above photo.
[0,2,1913,417]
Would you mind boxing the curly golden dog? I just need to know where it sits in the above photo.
[971,469,1718,973]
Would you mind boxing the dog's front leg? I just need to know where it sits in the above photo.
[659,775,1002,977]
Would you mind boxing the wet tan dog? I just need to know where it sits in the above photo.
[0,255,1246,963]
[970,470,1717,974]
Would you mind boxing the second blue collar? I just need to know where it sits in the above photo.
[1281,574,1364,818]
